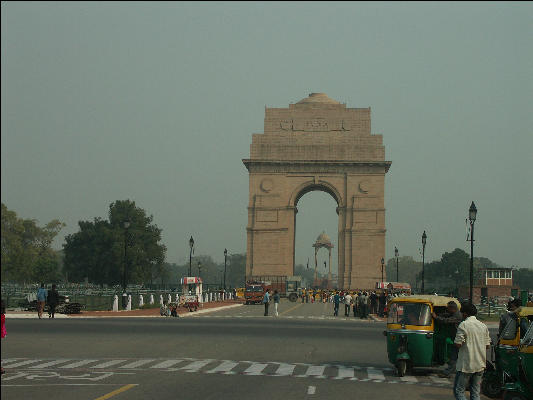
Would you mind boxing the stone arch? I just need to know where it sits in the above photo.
[289,180,343,209]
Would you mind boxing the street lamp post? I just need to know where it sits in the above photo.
[422,231,427,294]
[395,246,399,282]
[122,220,131,292]
[224,249,228,291]
[381,257,385,286]
[468,201,477,303]
[189,236,194,276]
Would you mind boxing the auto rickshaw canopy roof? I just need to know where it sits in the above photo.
[516,307,533,317]
[388,295,461,308]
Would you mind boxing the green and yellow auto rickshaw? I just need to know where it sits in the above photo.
[482,307,533,398]
[500,322,533,400]
[384,295,461,376]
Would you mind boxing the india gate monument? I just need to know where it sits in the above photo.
[243,93,391,290]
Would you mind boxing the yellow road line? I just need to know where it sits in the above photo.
[94,384,138,400]
[279,302,304,316]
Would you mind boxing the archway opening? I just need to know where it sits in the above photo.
[294,190,339,288]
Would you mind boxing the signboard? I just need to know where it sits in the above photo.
[181,277,203,284]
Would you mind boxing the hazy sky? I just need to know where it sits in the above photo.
[2,2,532,275]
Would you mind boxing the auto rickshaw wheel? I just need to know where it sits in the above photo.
[481,377,502,399]
[396,360,407,377]
[503,391,527,400]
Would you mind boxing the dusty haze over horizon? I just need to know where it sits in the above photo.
[2,2,532,275]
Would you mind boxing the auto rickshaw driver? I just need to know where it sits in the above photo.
[431,300,463,378]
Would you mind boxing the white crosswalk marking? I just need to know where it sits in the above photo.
[91,360,127,369]
[2,359,42,368]
[335,366,355,379]
[150,360,184,369]
[367,368,385,380]
[1,359,22,365]
[429,375,450,384]
[29,359,71,369]
[305,365,326,376]
[179,360,212,372]
[274,363,296,376]
[400,375,418,383]
[119,359,156,369]
[206,361,238,374]
[60,360,98,369]
[243,363,268,375]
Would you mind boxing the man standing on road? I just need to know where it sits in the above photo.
[273,290,280,316]
[344,292,352,317]
[431,301,462,377]
[47,284,60,319]
[453,303,491,400]
[36,283,47,319]
[378,291,386,317]
[498,298,521,339]
[333,291,340,316]
[263,289,271,316]
[359,291,369,319]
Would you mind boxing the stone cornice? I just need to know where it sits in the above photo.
[243,159,391,174]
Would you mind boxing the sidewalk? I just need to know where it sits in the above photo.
[6,300,243,319]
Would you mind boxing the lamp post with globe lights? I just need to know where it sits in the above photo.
[468,202,477,303]
[189,236,194,276]
[422,231,427,294]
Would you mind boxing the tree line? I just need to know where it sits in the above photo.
[2,201,532,291]
[385,248,533,294]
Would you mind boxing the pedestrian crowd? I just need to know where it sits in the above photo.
[298,288,403,319]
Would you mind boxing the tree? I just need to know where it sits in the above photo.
[513,267,533,290]
[385,256,422,290]
[1,203,65,283]
[63,200,166,286]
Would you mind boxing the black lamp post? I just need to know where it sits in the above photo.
[189,236,194,276]
[422,231,427,294]
[381,257,385,285]
[223,249,228,291]
[395,246,399,282]
[468,201,477,303]
[122,220,131,292]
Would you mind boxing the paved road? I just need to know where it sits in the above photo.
[1,300,491,399]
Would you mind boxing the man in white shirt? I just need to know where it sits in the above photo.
[344,293,352,317]
[453,303,491,400]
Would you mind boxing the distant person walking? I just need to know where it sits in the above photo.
[333,292,340,316]
[378,291,386,317]
[1,299,6,374]
[359,292,369,319]
[453,303,491,400]
[263,289,271,316]
[344,292,352,317]
[36,283,47,319]
[47,284,60,319]
[273,290,280,316]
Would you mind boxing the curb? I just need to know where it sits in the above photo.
[6,303,243,319]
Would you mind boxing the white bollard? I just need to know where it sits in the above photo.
[112,295,118,312]
[139,294,144,308]
[175,293,179,303]
[159,294,163,305]
[167,294,172,304]
[150,294,154,305]
[126,295,132,311]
